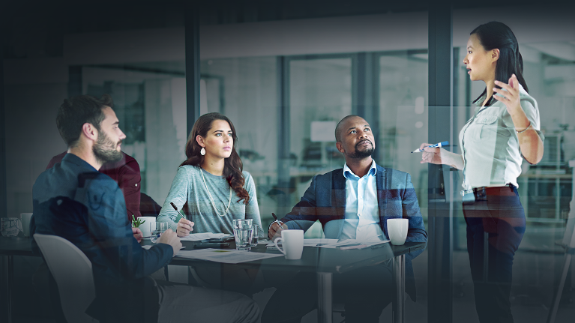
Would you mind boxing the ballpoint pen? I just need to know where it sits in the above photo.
[411,141,449,153]
[272,213,304,230]
[271,213,284,230]
[170,202,186,223]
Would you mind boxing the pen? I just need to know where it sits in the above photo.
[411,141,449,153]
[170,202,186,223]
[271,213,283,230]
[272,213,305,231]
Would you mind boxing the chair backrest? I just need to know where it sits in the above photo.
[34,233,97,323]
[563,211,575,249]
[563,166,575,249]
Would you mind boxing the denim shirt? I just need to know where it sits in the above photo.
[459,84,543,190]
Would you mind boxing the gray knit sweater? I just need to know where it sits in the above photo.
[157,165,262,236]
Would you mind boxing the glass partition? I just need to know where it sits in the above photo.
[200,57,279,228]
[377,50,429,216]
[82,64,187,206]
[289,57,353,200]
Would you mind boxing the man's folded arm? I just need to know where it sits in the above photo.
[85,177,172,280]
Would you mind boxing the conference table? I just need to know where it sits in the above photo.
[0,236,426,323]
[159,238,426,323]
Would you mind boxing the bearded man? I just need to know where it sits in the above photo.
[30,94,260,323]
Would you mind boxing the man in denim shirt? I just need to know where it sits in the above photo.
[31,94,260,323]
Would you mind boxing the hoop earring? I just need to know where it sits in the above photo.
[200,147,206,156]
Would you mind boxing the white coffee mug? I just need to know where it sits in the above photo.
[138,216,156,237]
[20,213,33,237]
[387,218,409,245]
[274,230,304,260]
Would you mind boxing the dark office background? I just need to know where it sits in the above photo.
[2,0,575,322]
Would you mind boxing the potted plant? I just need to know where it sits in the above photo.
[131,215,145,228]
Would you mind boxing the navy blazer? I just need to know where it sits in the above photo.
[31,154,173,322]
[281,164,428,299]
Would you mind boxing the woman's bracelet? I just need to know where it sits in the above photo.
[516,122,532,134]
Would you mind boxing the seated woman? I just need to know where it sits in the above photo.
[158,112,262,238]
[157,112,263,293]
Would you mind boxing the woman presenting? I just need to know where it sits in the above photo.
[157,112,262,238]
[419,21,543,323]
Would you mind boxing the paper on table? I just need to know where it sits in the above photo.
[179,232,233,241]
[175,248,283,264]
[142,245,185,250]
[266,238,338,247]
[338,240,390,250]
[325,239,390,249]
[267,238,389,249]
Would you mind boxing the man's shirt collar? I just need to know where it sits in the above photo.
[343,160,377,180]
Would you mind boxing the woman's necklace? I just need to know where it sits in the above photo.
[200,167,232,217]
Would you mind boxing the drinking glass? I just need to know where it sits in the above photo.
[233,219,253,251]
[1,218,22,237]
[251,224,261,247]
[150,222,168,243]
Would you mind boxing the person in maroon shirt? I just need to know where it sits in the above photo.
[46,151,142,223]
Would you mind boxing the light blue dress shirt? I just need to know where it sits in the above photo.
[339,160,385,241]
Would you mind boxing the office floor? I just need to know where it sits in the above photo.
[10,221,575,323]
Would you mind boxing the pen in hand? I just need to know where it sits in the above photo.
[272,213,304,230]
[170,202,186,223]
[411,141,449,153]
[271,213,283,228]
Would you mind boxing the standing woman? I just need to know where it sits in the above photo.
[419,21,543,322]
[158,112,262,238]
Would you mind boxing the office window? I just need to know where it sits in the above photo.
[82,64,187,206]
[200,57,278,224]
[378,51,429,209]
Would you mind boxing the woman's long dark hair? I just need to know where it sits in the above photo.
[471,21,528,106]
[181,112,249,205]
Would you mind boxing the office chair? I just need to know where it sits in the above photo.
[34,234,98,323]
[140,192,162,217]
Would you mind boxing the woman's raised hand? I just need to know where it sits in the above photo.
[493,74,522,115]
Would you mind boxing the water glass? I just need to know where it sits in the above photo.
[251,224,261,247]
[233,219,253,251]
[20,213,33,237]
[150,222,168,243]
[1,218,22,237]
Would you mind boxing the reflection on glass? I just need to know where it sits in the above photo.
[201,57,278,227]
[82,64,187,206]
[378,51,428,212]
[289,57,352,205]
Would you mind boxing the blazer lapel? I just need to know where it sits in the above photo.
[332,169,346,210]
[376,165,389,236]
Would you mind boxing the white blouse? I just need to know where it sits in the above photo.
[459,84,543,190]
